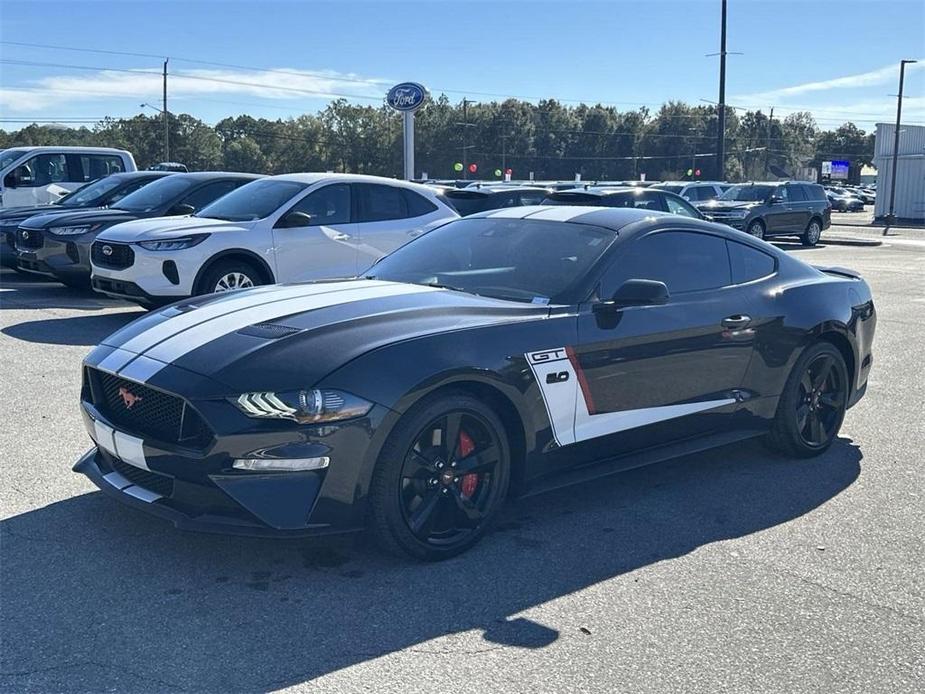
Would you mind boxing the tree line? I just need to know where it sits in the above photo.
[0,96,876,182]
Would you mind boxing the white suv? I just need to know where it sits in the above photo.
[0,146,136,207]
[90,173,458,306]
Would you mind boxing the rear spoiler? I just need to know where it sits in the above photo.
[813,265,862,280]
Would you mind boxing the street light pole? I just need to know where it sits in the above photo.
[716,0,727,181]
[886,59,917,226]
[162,59,169,163]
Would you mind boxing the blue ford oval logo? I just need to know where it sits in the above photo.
[387,82,427,112]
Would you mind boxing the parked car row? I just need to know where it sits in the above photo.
[3,152,845,309]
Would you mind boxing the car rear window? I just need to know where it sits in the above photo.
[727,240,776,284]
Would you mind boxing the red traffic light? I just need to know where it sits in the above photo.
[505,168,513,175]
[468,163,478,173]
[694,168,701,177]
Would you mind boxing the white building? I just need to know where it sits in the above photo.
[873,122,925,222]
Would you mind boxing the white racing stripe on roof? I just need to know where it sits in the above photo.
[138,283,442,375]
[116,280,392,359]
[519,206,600,222]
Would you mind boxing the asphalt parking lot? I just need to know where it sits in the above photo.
[1,228,923,693]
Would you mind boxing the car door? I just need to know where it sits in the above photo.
[764,184,793,233]
[787,184,812,231]
[271,182,359,282]
[354,183,440,274]
[2,153,73,206]
[567,229,756,461]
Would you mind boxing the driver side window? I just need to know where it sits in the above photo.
[290,184,351,226]
[600,231,731,298]
[665,195,699,218]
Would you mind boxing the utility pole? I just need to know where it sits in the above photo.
[716,0,727,181]
[162,59,169,163]
[765,107,774,178]
[886,59,917,227]
[462,98,471,179]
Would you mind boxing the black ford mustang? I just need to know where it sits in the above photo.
[75,206,876,560]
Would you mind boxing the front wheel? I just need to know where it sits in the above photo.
[197,259,262,296]
[369,393,511,561]
[765,342,849,458]
[802,219,822,247]
[746,219,765,240]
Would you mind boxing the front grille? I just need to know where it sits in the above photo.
[110,457,174,497]
[91,241,135,269]
[89,368,211,447]
[16,228,43,249]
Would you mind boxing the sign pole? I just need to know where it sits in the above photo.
[403,112,414,180]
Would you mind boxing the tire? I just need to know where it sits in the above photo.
[369,392,511,561]
[197,259,263,296]
[801,218,822,247]
[746,219,765,240]
[765,342,849,458]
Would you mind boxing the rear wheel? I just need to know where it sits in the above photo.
[746,219,765,240]
[765,342,848,457]
[369,393,510,561]
[197,259,262,296]
[801,218,822,247]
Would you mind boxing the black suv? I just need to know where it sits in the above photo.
[697,181,831,246]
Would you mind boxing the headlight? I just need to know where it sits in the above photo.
[137,234,209,251]
[726,210,749,218]
[233,389,373,424]
[48,224,101,236]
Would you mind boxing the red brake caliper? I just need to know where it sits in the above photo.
[458,430,479,498]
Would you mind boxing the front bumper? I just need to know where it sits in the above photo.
[74,379,391,537]
[92,244,195,300]
[15,228,94,283]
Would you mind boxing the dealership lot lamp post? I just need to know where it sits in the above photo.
[886,59,917,226]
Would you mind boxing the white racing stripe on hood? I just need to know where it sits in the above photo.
[106,281,393,374]
[130,282,442,379]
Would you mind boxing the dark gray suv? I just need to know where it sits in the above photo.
[697,181,831,246]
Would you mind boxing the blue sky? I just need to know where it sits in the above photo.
[1,0,923,131]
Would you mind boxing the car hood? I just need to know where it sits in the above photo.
[0,204,98,225]
[86,279,551,396]
[97,216,254,242]
[696,200,758,211]
[19,208,141,230]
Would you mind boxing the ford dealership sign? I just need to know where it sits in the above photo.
[387,82,428,112]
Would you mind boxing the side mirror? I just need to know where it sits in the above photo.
[595,279,670,312]
[275,211,312,228]
[4,171,21,188]
[169,203,196,216]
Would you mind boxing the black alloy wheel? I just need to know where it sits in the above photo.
[795,352,846,448]
[766,342,848,457]
[746,219,765,240]
[370,393,510,560]
[802,219,822,247]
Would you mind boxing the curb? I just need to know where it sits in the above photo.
[821,237,883,247]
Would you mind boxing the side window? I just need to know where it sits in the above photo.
[602,231,731,297]
[401,189,438,217]
[788,185,807,202]
[665,195,700,218]
[727,240,776,284]
[180,180,242,211]
[290,183,351,225]
[774,186,789,202]
[357,183,408,222]
[89,154,125,178]
[635,191,669,212]
[19,154,69,186]
[694,186,718,201]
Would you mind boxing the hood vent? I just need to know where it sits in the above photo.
[237,322,302,339]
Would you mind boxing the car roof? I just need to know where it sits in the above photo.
[268,173,433,190]
[169,172,263,181]
[465,204,674,231]
[3,146,132,154]
[112,170,174,179]
[551,186,652,197]
[445,185,550,197]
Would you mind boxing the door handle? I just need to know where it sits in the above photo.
[722,314,751,329]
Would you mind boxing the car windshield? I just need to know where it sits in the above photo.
[368,217,616,304]
[719,184,775,202]
[58,176,126,207]
[0,148,30,171]
[196,179,308,221]
[112,175,196,212]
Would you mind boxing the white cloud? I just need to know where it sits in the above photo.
[735,60,924,104]
[0,67,391,115]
